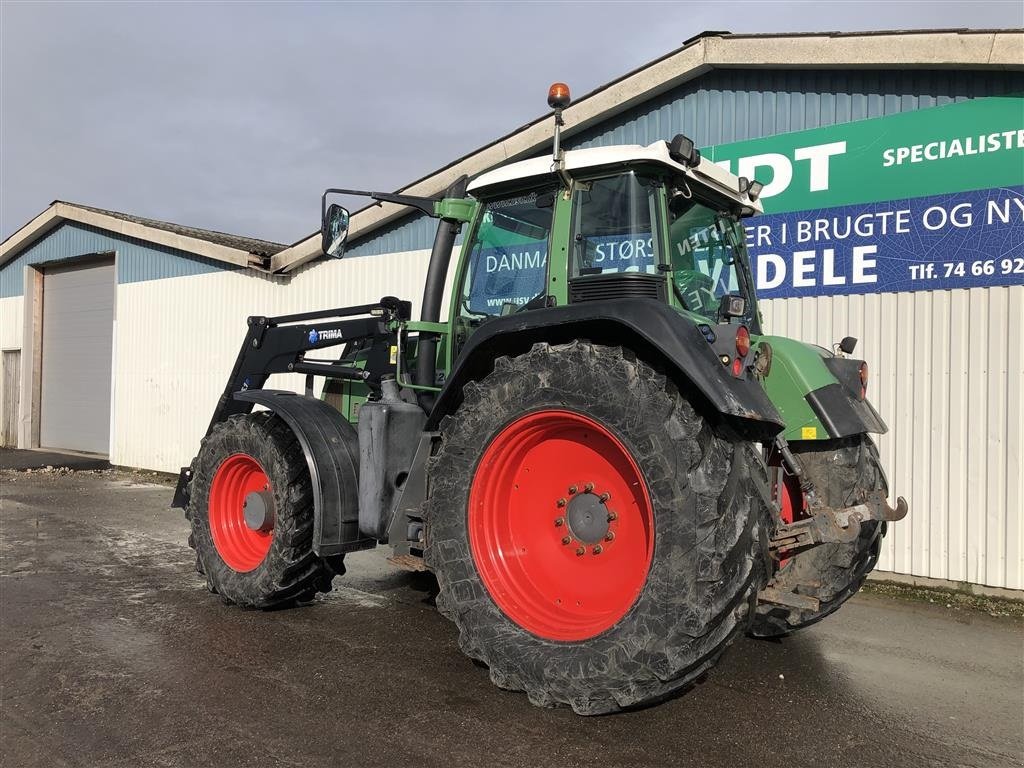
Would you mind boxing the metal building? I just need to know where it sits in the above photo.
[1,29,1021,593]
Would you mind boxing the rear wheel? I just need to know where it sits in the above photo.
[425,342,771,714]
[186,412,342,608]
[752,435,887,637]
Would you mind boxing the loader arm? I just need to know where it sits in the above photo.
[171,296,412,510]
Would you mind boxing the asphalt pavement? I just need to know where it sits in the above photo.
[2,469,1022,768]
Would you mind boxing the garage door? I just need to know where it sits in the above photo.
[40,259,115,454]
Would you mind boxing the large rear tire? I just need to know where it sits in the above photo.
[186,412,342,608]
[752,435,887,637]
[425,342,771,715]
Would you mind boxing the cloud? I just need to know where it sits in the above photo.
[2,1,1021,242]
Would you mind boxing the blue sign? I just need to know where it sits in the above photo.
[745,186,1024,299]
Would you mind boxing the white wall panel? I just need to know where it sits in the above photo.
[111,256,1020,591]
[760,286,1023,590]
[0,295,24,349]
[111,250,430,475]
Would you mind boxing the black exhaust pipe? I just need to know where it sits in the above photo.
[415,175,469,396]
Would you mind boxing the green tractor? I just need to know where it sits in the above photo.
[173,83,906,714]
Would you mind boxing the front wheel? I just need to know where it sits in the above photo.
[425,342,771,715]
[186,412,342,608]
[752,435,888,637]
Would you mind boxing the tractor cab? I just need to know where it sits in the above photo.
[454,139,766,338]
[445,137,766,379]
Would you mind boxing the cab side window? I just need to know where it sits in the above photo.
[570,172,661,277]
[459,190,554,319]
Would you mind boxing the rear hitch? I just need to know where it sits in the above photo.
[769,490,908,557]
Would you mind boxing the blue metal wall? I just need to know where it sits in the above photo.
[346,68,1024,258]
[0,222,236,298]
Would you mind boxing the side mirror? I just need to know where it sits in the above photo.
[838,336,858,355]
[321,203,350,258]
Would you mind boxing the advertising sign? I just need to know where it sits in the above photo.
[467,96,1023,310]
[703,95,1024,298]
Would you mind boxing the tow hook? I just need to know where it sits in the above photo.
[769,490,908,557]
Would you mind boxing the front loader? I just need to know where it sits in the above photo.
[173,83,907,715]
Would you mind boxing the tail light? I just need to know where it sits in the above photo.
[735,326,750,357]
[859,361,869,399]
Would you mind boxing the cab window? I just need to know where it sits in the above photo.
[668,196,752,323]
[570,172,662,277]
[458,189,554,319]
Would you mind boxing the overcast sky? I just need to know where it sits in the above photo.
[1,1,1021,244]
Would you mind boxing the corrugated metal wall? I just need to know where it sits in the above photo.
[107,260,1023,589]
[0,296,23,350]
[4,66,1020,591]
[760,286,1023,590]
[567,69,1024,150]
[0,222,231,298]
[347,69,1024,258]
[110,249,432,473]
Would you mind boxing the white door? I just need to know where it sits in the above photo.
[40,259,114,454]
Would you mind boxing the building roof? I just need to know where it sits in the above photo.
[268,27,1024,273]
[0,200,286,271]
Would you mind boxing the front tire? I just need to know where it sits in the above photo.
[425,342,771,714]
[186,412,342,608]
[752,436,887,637]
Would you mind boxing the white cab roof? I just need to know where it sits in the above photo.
[467,141,763,214]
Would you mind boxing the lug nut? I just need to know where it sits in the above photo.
[554,517,565,527]
[557,498,567,508]
[575,546,586,556]
[568,485,578,495]
[599,492,610,503]
[561,536,571,545]
[605,531,615,542]
[592,545,603,555]
[583,482,594,493]
[607,511,618,522]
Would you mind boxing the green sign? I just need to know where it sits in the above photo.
[702,95,1024,213]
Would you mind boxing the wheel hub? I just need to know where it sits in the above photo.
[243,490,275,532]
[565,488,609,544]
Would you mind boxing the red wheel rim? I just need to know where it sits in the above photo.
[209,453,273,572]
[469,410,654,642]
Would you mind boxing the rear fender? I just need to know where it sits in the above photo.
[759,336,887,441]
[429,298,784,439]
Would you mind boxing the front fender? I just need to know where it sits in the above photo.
[429,298,784,437]
[233,390,374,556]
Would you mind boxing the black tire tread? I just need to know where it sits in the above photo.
[425,341,771,714]
[752,435,886,637]
[185,411,340,609]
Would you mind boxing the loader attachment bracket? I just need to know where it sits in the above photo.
[770,490,908,558]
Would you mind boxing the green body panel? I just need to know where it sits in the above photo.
[754,335,834,441]
[545,192,573,306]
[433,197,479,224]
